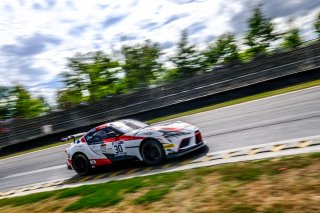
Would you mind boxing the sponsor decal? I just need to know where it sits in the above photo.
[141,132,153,135]
[112,141,127,156]
[163,144,175,149]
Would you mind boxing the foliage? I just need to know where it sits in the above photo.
[315,12,320,38]
[161,67,180,82]
[3,4,314,115]
[244,4,276,56]
[0,85,47,119]
[281,28,303,49]
[0,86,12,119]
[204,33,240,68]
[11,85,47,119]
[170,30,204,80]
[62,51,122,103]
[122,40,163,90]
[57,88,85,109]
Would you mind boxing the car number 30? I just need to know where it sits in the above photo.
[112,141,127,156]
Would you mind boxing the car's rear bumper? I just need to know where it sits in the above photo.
[166,141,207,159]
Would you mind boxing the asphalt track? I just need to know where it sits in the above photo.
[1,86,320,192]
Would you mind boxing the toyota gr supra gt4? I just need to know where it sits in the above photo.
[65,119,206,175]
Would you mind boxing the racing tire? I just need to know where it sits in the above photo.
[72,153,92,176]
[141,139,165,166]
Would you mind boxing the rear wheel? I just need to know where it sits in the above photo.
[72,153,92,176]
[141,140,165,166]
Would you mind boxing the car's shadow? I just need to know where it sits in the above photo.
[66,146,209,183]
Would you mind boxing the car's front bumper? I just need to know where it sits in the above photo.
[166,141,207,159]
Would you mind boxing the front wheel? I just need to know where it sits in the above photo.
[140,140,165,166]
[72,153,92,176]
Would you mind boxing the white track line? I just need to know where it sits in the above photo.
[0,143,70,162]
[0,164,66,179]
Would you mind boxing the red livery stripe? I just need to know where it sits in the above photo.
[103,137,116,143]
[159,127,182,131]
[95,124,108,130]
[103,135,145,143]
[118,135,145,141]
[94,158,112,166]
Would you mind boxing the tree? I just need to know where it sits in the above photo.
[0,86,12,119]
[11,85,46,119]
[204,33,240,68]
[315,12,320,38]
[62,51,121,103]
[170,30,204,80]
[244,4,276,56]
[57,88,84,109]
[122,40,163,89]
[281,28,303,49]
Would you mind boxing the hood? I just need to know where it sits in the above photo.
[131,121,197,136]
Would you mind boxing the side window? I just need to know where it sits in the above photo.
[85,132,95,145]
[85,127,118,145]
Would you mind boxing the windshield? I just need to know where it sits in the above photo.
[110,120,148,133]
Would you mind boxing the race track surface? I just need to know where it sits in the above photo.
[1,86,320,192]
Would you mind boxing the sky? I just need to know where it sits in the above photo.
[0,0,319,104]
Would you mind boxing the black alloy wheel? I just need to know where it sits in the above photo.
[72,153,92,176]
[141,140,165,166]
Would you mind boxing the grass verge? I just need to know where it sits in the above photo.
[0,152,319,212]
[1,79,320,160]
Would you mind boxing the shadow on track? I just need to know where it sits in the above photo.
[64,145,209,184]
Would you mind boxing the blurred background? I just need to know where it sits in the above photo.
[0,0,319,121]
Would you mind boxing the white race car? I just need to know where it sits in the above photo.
[65,119,206,175]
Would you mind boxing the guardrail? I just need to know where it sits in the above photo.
[1,42,320,148]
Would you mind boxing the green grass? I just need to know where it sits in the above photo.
[133,187,171,204]
[263,204,286,213]
[148,79,320,124]
[64,189,123,211]
[228,204,257,213]
[1,79,319,160]
[219,164,263,182]
[309,152,320,158]
[0,191,56,207]
[266,155,312,175]
[1,153,319,212]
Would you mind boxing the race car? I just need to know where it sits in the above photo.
[65,119,206,175]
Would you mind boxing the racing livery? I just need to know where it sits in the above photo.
[65,119,206,175]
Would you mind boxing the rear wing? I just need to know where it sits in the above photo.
[61,132,86,143]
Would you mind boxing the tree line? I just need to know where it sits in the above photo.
[1,5,320,120]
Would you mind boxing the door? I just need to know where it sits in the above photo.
[85,127,117,156]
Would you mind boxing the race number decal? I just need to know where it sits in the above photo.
[112,141,127,156]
